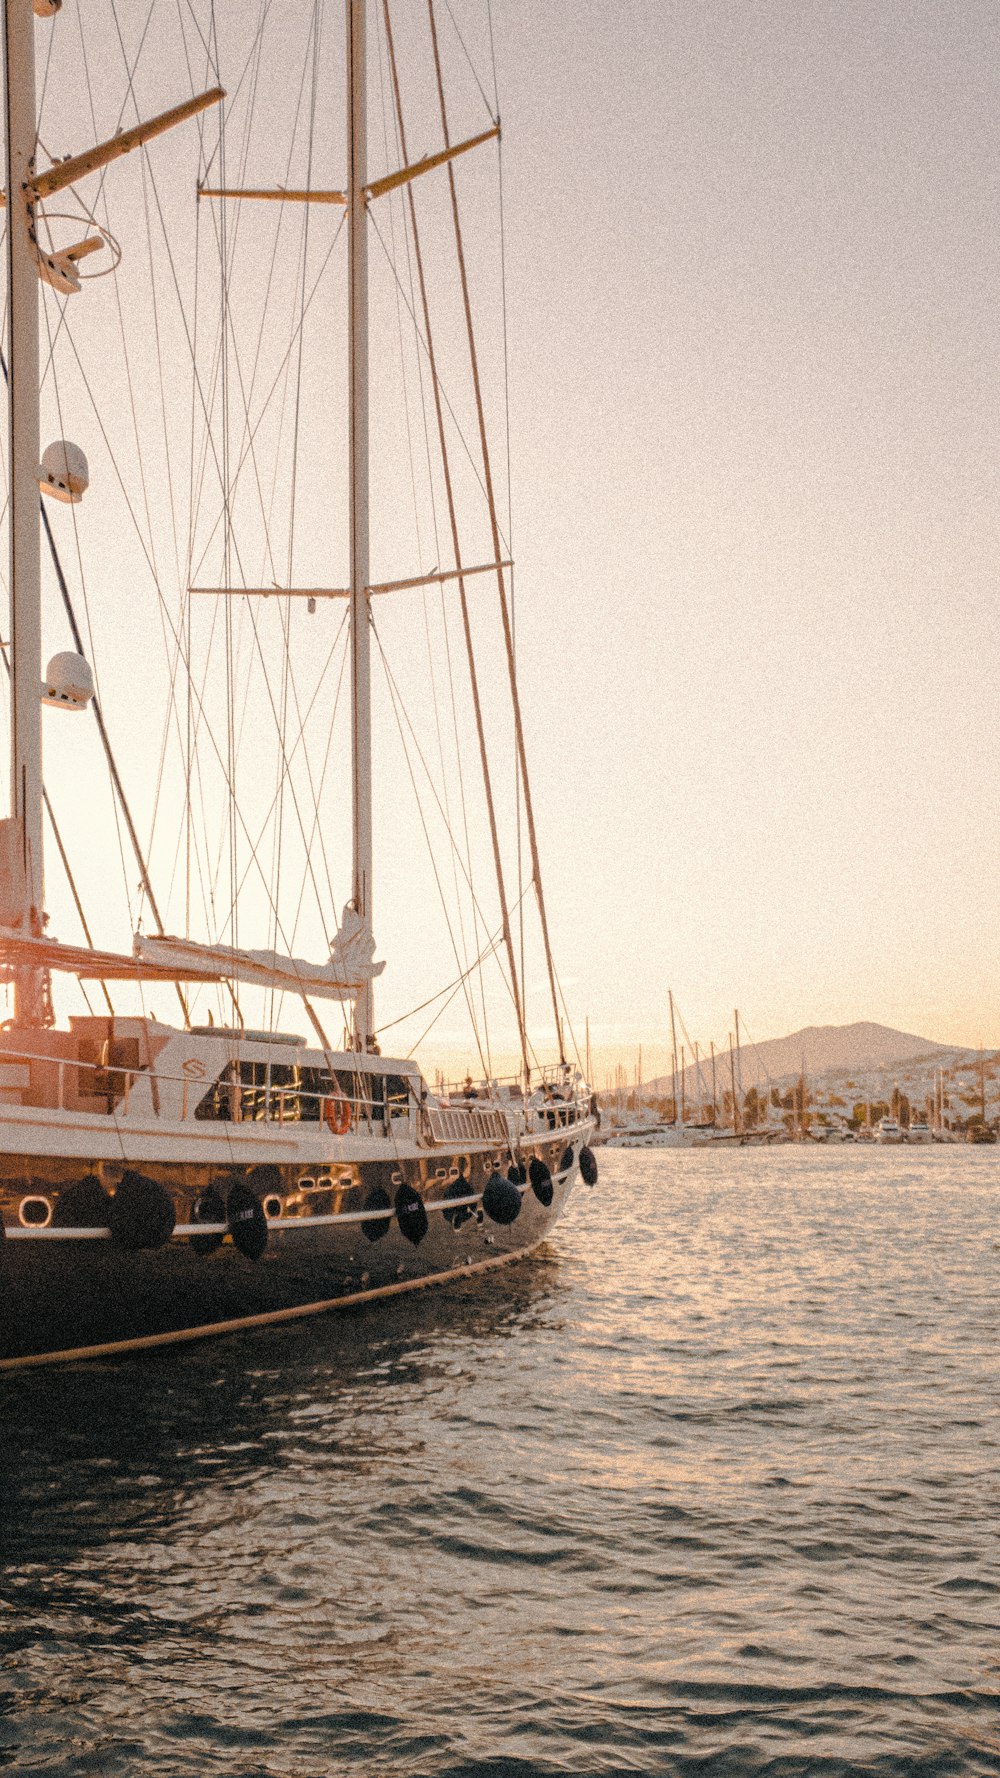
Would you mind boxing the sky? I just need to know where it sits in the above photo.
[493,0,1000,1077]
[7,0,1000,1085]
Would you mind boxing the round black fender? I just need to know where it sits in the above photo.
[395,1181,428,1246]
[528,1155,554,1208]
[109,1171,176,1250]
[443,1176,473,1229]
[226,1180,268,1261]
[361,1185,392,1242]
[483,1169,522,1225]
[579,1145,598,1187]
[507,1161,527,1186]
[190,1182,227,1256]
[53,1174,112,1229]
[559,1145,575,1174]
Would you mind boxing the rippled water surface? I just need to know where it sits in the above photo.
[2,1147,999,1776]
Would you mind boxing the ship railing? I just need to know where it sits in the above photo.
[438,1061,574,1101]
[424,1104,509,1145]
[525,1097,589,1135]
[0,1043,418,1136]
[0,1043,590,1144]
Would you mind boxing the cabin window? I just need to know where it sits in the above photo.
[240,1061,269,1122]
[194,1060,271,1122]
[193,1061,409,1124]
[385,1075,410,1117]
[268,1063,299,1122]
[195,1063,239,1121]
[299,1066,331,1121]
[300,1066,369,1121]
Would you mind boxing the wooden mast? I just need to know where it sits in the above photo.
[347,0,374,1048]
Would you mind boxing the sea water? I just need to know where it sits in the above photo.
[1,1147,997,1776]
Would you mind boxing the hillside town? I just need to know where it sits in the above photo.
[599,1025,1000,1144]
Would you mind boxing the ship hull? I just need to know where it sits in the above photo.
[0,1126,591,1368]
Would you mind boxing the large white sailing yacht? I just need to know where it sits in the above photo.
[0,0,597,1368]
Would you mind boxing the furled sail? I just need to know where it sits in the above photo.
[133,904,384,1003]
[0,932,225,984]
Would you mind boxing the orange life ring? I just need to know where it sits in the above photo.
[324,1093,352,1136]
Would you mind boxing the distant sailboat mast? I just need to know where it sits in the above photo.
[668,989,679,1128]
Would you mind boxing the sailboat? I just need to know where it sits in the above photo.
[0,0,596,1369]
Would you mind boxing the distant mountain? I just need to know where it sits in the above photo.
[644,1021,954,1097]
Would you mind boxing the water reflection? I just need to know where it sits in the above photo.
[2,1153,999,1777]
[0,1248,568,1552]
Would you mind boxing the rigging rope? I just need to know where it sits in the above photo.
[426,0,565,1065]
[382,0,527,1082]
[0,339,186,1019]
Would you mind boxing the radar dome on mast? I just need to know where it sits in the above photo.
[41,651,94,710]
[37,440,88,504]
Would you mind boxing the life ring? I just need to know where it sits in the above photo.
[324,1093,352,1136]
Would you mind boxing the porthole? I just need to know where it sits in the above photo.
[18,1195,52,1228]
[298,1173,333,1196]
[262,1194,283,1220]
[339,1173,352,1189]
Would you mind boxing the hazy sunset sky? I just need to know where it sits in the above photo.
[494,0,1000,1074]
[13,0,1000,1081]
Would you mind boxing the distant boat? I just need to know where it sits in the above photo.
[605,1122,691,1150]
[877,1117,903,1144]
[908,1121,932,1144]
